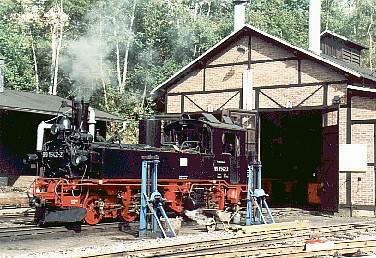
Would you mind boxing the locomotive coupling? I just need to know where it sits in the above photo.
[29,196,43,208]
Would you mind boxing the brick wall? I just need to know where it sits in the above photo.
[205,65,247,91]
[340,96,376,208]
[301,60,344,83]
[252,60,298,87]
[351,96,376,120]
[166,95,181,113]
[337,95,376,208]
[166,34,346,113]
[251,36,294,60]
[169,69,204,93]
[209,37,249,65]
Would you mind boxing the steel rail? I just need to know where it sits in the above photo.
[95,222,376,258]
[260,238,376,258]
[0,222,123,239]
[154,225,376,258]
[177,239,376,258]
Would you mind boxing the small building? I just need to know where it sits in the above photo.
[0,88,121,185]
[152,3,376,216]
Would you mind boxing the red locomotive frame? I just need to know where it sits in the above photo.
[32,178,247,225]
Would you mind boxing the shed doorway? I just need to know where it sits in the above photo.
[260,110,336,210]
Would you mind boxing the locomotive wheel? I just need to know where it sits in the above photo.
[83,195,102,225]
[118,209,137,222]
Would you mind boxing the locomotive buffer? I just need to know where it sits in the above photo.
[139,155,176,238]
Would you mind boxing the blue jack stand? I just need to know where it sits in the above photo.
[246,161,275,225]
[139,156,176,238]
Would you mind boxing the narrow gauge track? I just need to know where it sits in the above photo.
[178,238,376,258]
[0,208,34,219]
[96,222,376,258]
[0,222,124,240]
[0,210,36,226]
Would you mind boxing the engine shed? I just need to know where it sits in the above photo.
[0,89,121,185]
[151,25,376,217]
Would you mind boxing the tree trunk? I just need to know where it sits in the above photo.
[120,0,137,94]
[49,25,57,94]
[206,1,211,17]
[140,83,147,111]
[30,35,39,92]
[99,11,109,110]
[52,21,63,95]
[193,3,199,20]
[112,17,122,93]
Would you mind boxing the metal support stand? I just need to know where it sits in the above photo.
[246,161,275,225]
[139,156,176,238]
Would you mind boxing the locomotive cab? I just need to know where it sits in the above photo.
[161,113,247,184]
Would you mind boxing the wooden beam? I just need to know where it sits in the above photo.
[258,90,284,108]
[203,66,206,91]
[323,84,328,126]
[256,80,349,90]
[206,56,298,69]
[248,35,252,69]
[180,95,184,113]
[184,95,205,112]
[346,90,352,215]
[297,59,301,85]
[295,85,323,107]
[167,88,242,97]
[351,119,376,124]
[217,91,240,110]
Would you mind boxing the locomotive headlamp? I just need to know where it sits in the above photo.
[23,154,39,164]
[72,154,88,166]
[61,118,71,130]
[50,124,59,135]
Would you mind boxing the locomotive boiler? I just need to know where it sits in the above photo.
[28,100,249,225]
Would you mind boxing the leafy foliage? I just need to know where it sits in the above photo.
[0,0,374,142]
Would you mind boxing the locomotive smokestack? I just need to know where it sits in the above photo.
[233,0,248,31]
[88,107,96,138]
[139,119,161,148]
[308,0,321,55]
[72,100,89,132]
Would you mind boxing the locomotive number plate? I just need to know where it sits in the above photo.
[42,151,64,158]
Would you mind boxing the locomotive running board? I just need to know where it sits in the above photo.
[43,207,87,224]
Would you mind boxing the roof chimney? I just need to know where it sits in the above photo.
[308,0,321,55]
[233,0,248,31]
[0,58,4,93]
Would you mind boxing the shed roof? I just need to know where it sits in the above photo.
[151,24,376,96]
[320,30,368,50]
[0,89,122,122]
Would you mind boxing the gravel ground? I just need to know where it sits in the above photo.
[1,208,376,258]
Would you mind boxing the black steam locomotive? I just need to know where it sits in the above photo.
[28,100,249,225]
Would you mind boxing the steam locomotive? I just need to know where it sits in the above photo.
[27,100,249,225]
